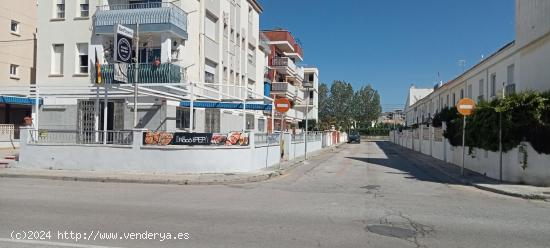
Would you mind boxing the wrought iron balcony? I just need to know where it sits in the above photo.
[93,3,188,39]
[93,63,183,84]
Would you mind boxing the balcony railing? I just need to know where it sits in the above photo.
[272,57,297,72]
[272,82,297,97]
[94,2,188,39]
[93,63,183,84]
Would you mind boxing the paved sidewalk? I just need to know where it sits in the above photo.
[385,142,550,201]
[0,145,342,185]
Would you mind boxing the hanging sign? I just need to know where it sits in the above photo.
[114,24,134,63]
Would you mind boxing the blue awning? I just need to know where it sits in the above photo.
[0,96,42,106]
[179,101,272,111]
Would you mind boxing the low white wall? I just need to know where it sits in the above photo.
[0,141,19,149]
[18,129,340,174]
[389,130,550,186]
[432,141,445,161]
[421,139,431,156]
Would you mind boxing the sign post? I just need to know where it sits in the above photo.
[274,98,291,165]
[456,98,476,176]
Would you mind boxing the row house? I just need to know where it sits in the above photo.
[33,0,268,135]
[405,0,550,126]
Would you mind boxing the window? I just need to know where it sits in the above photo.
[452,93,456,105]
[176,107,195,130]
[9,64,19,77]
[205,109,220,133]
[80,0,89,17]
[56,0,65,19]
[247,44,255,65]
[205,13,218,41]
[490,73,496,97]
[446,94,449,107]
[52,44,64,75]
[308,73,314,82]
[460,89,464,99]
[478,79,484,101]
[258,119,265,132]
[205,60,217,85]
[467,84,472,99]
[506,65,516,96]
[10,20,19,34]
[246,114,254,130]
[76,43,88,73]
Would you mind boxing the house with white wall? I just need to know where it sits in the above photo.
[34,0,268,135]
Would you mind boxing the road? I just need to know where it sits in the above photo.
[1,141,550,248]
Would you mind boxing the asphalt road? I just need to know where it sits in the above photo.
[1,141,550,248]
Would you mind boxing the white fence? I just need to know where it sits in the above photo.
[390,125,550,186]
[18,128,347,174]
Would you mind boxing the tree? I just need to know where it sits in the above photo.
[353,85,381,125]
[317,80,382,130]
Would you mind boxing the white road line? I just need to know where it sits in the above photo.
[0,238,125,248]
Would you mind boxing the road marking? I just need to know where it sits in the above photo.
[0,238,125,248]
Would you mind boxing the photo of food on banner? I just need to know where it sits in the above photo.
[211,132,249,146]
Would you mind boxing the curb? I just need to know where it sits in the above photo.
[0,171,279,186]
[472,184,550,201]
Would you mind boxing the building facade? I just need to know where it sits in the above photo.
[0,0,37,139]
[262,29,319,132]
[34,0,268,134]
[404,0,550,126]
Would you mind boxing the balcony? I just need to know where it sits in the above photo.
[93,3,188,39]
[93,63,183,84]
[271,57,304,82]
[271,82,297,99]
[262,30,303,57]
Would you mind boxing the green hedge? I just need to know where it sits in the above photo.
[357,128,390,136]
[437,92,550,154]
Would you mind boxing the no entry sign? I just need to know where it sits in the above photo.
[274,98,291,113]
[114,24,134,63]
[456,98,476,116]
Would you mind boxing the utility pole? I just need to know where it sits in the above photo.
[133,23,140,128]
[499,82,506,182]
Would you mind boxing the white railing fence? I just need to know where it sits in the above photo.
[0,124,15,141]
[28,130,134,145]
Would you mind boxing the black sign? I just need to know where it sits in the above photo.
[171,133,213,146]
[115,36,132,63]
[114,25,134,63]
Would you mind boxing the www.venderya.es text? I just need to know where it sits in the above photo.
[10,230,191,242]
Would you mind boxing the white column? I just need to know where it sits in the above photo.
[160,33,172,63]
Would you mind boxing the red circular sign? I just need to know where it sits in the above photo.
[274,98,291,113]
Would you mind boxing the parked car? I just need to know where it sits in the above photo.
[348,132,361,143]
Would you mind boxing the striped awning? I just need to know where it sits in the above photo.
[179,101,272,111]
[0,96,42,105]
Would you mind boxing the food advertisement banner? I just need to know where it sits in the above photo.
[143,131,249,146]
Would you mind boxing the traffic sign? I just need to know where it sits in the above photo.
[114,24,134,63]
[456,98,476,116]
[274,98,291,113]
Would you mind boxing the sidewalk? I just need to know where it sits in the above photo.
[0,145,341,185]
[386,142,550,201]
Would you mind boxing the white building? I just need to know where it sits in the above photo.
[403,85,433,126]
[261,29,319,132]
[405,0,550,126]
[34,0,268,134]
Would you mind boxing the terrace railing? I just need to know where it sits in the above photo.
[93,63,183,84]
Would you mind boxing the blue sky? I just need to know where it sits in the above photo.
[259,0,515,111]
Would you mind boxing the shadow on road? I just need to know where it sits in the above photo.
[346,141,464,185]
